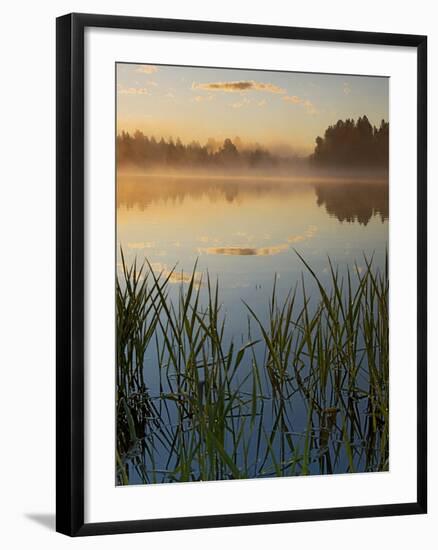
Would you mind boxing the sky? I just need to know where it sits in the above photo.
[116,63,389,155]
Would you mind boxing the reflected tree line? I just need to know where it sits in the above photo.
[118,175,388,227]
[315,183,388,225]
[117,115,388,169]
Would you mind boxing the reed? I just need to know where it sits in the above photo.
[116,250,389,484]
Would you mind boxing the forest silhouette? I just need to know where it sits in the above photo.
[117,116,388,170]
[117,133,276,169]
[311,116,389,168]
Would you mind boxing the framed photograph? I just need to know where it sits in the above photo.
[56,13,427,536]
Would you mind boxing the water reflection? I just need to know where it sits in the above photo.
[199,243,290,256]
[117,172,389,295]
[315,181,388,225]
[117,173,311,210]
[117,173,389,229]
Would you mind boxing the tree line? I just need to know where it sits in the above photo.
[311,116,389,167]
[117,115,389,169]
[117,132,276,169]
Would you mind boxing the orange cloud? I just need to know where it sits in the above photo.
[231,97,250,109]
[283,95,302,104]
[343,82,351,95]
[135,65,158,74]
[192,95,214,103]
[283,95,317,114]
[192,80,286,94]
[118,86,149,96]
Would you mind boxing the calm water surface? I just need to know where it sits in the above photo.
[117,173,389,483]
[117,173,388,327]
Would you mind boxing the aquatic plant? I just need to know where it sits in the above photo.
[116,250,388,484]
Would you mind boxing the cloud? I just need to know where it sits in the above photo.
[231,97,250,109]
[135,65,158,74]
[192,80,286,94]
[117,86,149,95]
[283,95,317,114]
[230,97,267,109]
[283,95,302,104]
[343,82,351,95]
[192,95,214,103]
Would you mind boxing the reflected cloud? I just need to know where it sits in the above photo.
[288,224,318,242]
[287,235,305,243]
[199,225,318,256]
[150,262,203,286]
[127,241,155,249]
[198,243,289,256]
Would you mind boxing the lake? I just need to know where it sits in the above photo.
[117,173,388,340]
[116,173,389,484]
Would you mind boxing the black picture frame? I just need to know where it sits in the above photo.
[56,12,427,537]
